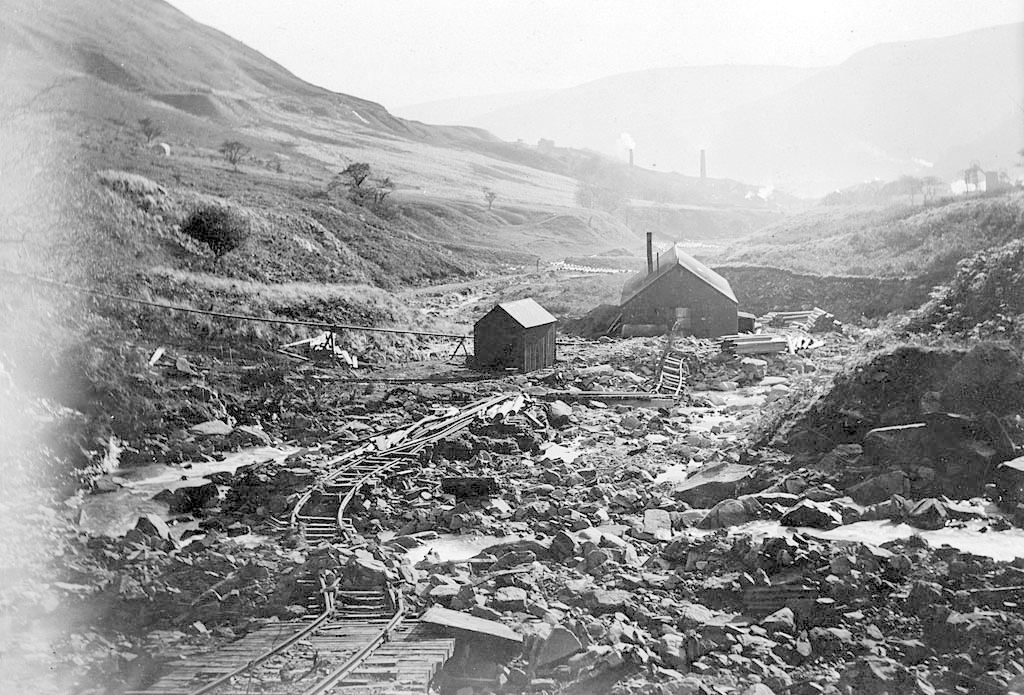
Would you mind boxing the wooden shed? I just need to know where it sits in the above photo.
[473,298,557,372]
[620,242,738,338]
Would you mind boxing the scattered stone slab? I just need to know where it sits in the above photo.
[494,586,528,611]
[586,589,632,614]
[421,605,522,643]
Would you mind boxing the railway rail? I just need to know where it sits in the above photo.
[130,392,527,695]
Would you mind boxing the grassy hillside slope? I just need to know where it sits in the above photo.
[717,192,1024,280]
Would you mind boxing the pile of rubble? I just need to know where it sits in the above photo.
[403,523,1024,695]
[343,336,1024,693]
[49,328,1024,695]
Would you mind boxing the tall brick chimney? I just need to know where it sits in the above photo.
[646,232,653,274]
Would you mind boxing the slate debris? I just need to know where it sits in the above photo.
[50,333,1024,695]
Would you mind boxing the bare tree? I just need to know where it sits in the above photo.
[896,175,924,204]
[922,176,944,203]
[220,140,250,171]
[138,117,163,144]
[964,162,984,192]
[341,162,371,189]
[371,176,394,209]
[482,186,497,210]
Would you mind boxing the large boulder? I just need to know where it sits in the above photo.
[862,424,930,469]
[779,500,843,530]
[124,513,176,550]
[838,657,933,695]
[672,463,758,507]
[940,342,1024,416]
[697,497,761,529]
[547,401,574,428]
[534,625,583,668]
[154,482,220,514]
[846,470,910,505]
[643,509,673,539]
[992,455,1024,511]
[937,438,999,497]
[907,498,949,530]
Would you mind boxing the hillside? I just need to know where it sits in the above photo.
[706,23,1024,194]
[1,0,795,298]
[394,88,558,125]
[422,24,1024,195]
[716,191,1024,280]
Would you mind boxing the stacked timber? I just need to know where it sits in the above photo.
[761,307,842,333]
[720,333,789,355]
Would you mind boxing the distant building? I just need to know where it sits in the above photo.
[620,238,738,338]
[473,298,557,372]
[985,170,1010,192]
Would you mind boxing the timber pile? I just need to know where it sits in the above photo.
[761,307,842,333]
[720,333,789,355]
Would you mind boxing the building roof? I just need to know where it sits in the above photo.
[487,298,557,328]
[620,244,737,305]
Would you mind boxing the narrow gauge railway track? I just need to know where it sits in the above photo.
[131,393,527,695]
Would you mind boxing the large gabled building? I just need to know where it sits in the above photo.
[620,240,738,338]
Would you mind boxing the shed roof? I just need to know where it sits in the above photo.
[620,244,737,305]
[486,298,557,328]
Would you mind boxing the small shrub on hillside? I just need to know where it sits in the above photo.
[219,140,250,171]
[97,169,165,197]
[181,204,250,258]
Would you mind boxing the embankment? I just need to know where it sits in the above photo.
[715,264,933,321]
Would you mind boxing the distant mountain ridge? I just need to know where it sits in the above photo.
[413,24,1024,196]
[0,0,504,146]
[460,65,819,164]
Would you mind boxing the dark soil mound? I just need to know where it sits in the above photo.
[763,340,1024,454]
[561,304,622,338]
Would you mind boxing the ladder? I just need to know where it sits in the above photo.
[655,349,688,397]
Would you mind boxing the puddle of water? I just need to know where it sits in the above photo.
[225,532,271,549]
[654,460,701,485]
[396,533,526,566]
[539,442,583,464]
[78,446,298,538]
[695,519,1024,563]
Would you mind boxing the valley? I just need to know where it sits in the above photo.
[2,2,1024,695]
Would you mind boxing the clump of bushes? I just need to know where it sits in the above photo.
[907,238,1024,339]
[181,204,250,258]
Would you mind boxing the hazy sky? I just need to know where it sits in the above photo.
[166,0,1024,107]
